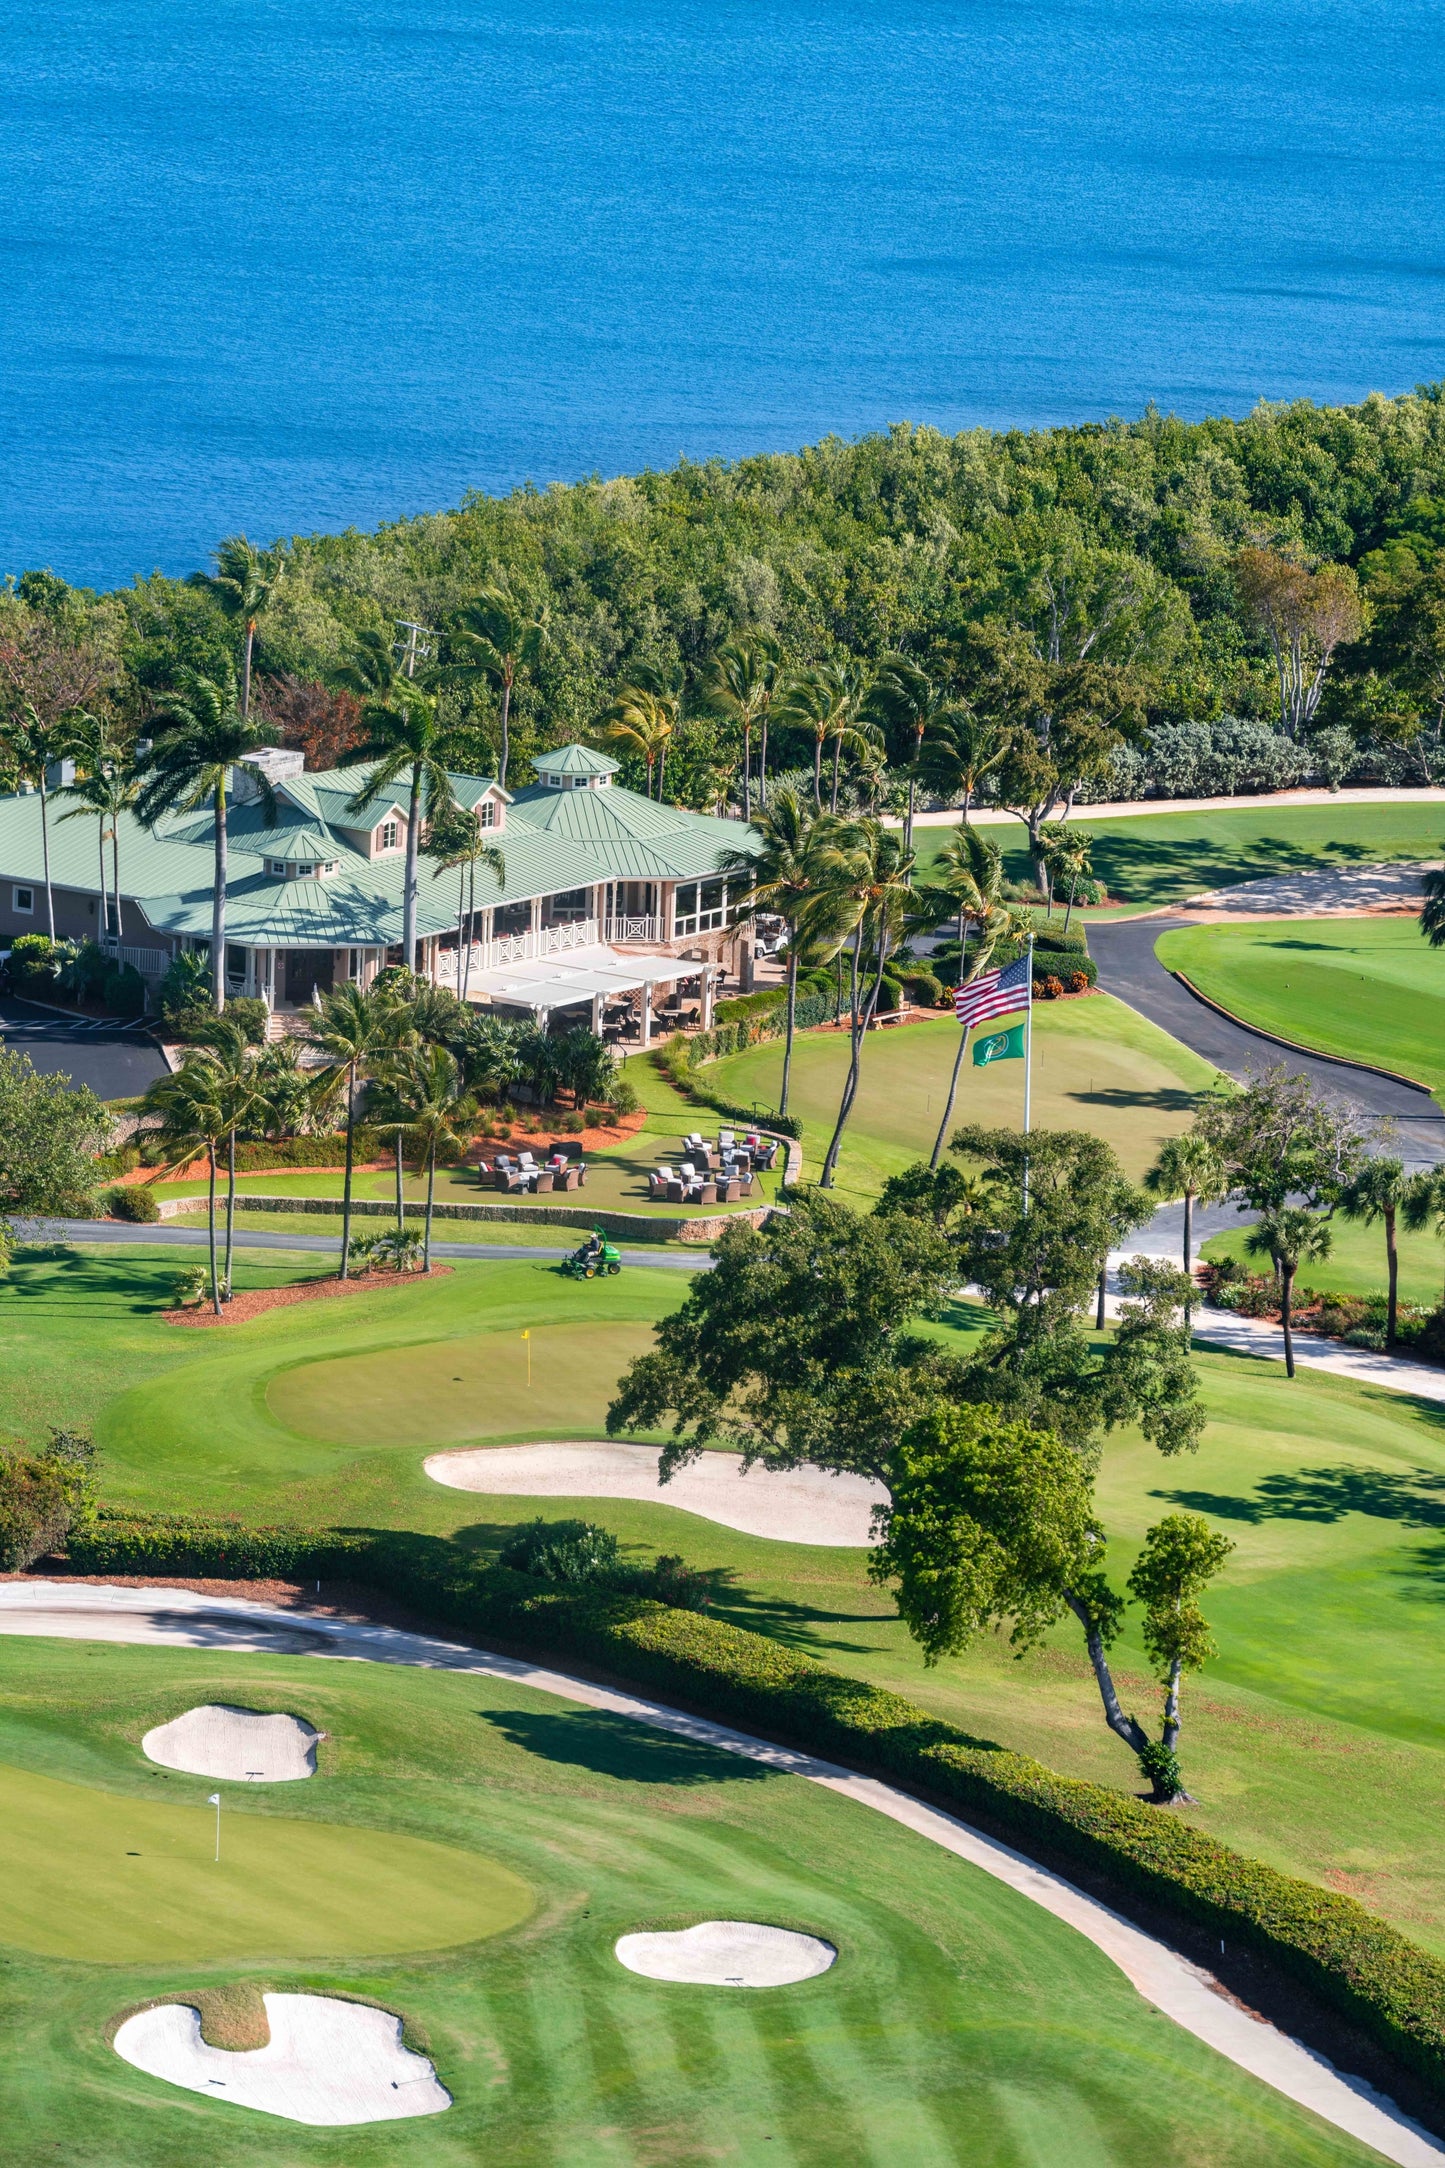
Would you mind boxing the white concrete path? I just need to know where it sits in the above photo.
[895,786,1445,831]
[1,1580,1438,2167]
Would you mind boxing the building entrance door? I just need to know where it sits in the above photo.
[284,949,335,1003]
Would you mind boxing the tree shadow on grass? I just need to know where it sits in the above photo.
[1087,833,1379,904]
[1154,1464,1445,1527]
[478,1706,771,1786]
[2,1249,189,1314]
[705,1582,889,1658]
[1064,1087,1203,1113]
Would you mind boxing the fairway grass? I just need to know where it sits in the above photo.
[0,1639,1386,2167]
[0,1760,532,1962]
[914,801,1445,909]
[1157,917,1445,1098]
[1202,1213,1445,1310]
[708,993,1219,1199]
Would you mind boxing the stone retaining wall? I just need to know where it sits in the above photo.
[154,1193,775,1246]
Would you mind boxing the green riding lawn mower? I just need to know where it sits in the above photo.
[562,1230,622,1279]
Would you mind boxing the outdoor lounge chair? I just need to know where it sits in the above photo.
[719,1178,742,1203]
[666,1179,686,1204]
[648,1167,673,1199]
[495,1167,529,1193]
[533,1170,555,1193]
[559,1166,581,1191]
[694,1180,718,1204]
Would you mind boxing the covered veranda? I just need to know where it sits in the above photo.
[464,944,718,1042]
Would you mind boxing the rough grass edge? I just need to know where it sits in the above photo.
[61,1509,1445,2098]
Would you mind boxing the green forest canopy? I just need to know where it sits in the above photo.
[13,387,1445,799]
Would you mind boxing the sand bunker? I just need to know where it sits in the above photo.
[113,1993,450,2125]
[141,1705,320,1782]
[615,1920,836,1987]
[424,1441,884,1545]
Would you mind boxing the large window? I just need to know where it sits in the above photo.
[376,819,399,851]
[673,879,726,937]
[545,887,590,925]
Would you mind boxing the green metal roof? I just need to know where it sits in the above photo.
[0,756,756,951]
[532,743,619,777]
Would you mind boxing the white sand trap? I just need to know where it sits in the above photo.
[424,1441,885,1545]
[113,1993,450,2125]
[615,1920,836,1987]
[141,1704,320,1781]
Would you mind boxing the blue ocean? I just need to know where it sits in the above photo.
[4,0,1443,590]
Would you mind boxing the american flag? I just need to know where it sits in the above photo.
[953,952,1031,1028]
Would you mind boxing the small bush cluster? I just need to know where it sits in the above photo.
[0,1430,99,1572]
[499,1516,713,1611]
[106,1183,160,1223]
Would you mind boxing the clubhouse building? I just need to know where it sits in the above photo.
[0,744,759,1040]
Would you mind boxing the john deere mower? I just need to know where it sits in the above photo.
[562,1230,621,1279]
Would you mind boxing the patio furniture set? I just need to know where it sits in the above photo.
[479,1144,588,1194]
[647,1129,780,1205]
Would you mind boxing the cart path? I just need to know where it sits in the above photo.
[0,1581,1437,2168]
[1088,917,1445,1166]
[9,1217,707,1271]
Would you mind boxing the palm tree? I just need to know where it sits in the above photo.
[194,536,286,719]
[1402,1168,1445,1310]
[426,804,505,1000]
[182,1017,268,1298]
[135,673,280,1011]
[1244,1205,1332,1379]
[336,643,464,970]
[911,827,1029,1167]
[917,706,1010,823]
[776,663,871,813]
[1420,860,1445,950]
[444,582,547,789]
[376,1043,474,1271]
[1340,1156,1409,1345]
[304,982,416,1277]
[867,659,955,851]
[818,820,916,1188]
[703,634,781,820]
[1144,1133,1228,1321]
[59,713,139,952]
[601,686,679,799]
[141,1058,227,1315]
[722,787,836,1118]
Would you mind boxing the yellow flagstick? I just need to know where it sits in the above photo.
[521,1329,531,1388]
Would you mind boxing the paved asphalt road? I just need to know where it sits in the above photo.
[12,1218,708,1272]
[1089,916,1445,1167]
[0,996,167,1097]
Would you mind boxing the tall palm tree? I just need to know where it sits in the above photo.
[722,787,840,1118]
[135,673,280,1011]
[911,827,1029,1167]
[304,982,416,1277]
[444,582,547,789]
[376,1043,474,1271]
[336,641,465,971]
[194,536,287,719]
[818,820,916,1188]
[917,706,1010,823]
[59,712,139,951]
[1420,859,1445,950]
[179,1017,268,1299]
[775,662,870,813]
[703,634,781,820]
[426,805,505,1000]
[141,1058,227,1315]
[1244,1206,1332,1379]
[867,659,955,851]
[1144,1133,1228,1322]
[1340,1156,1410,1346]
[601,686,679,799]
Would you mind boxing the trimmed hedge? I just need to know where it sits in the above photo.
[58,1509,1445,2090]
[651,1037,803,1139]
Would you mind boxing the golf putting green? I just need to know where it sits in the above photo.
[0,1761,533,1962]
[266,1319,659,1447]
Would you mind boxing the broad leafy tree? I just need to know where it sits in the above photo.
[0,1052,111,1217]
[1192,1066,1370,1213]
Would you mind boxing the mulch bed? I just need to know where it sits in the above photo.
[163,1265,452,1328]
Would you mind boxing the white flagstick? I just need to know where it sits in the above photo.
[1022,932,1035,1215]
[208,1792,221,1862]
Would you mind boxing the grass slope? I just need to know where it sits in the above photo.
[913,802,1445,909]
[1157,917,1445,1098]
[706,994,1218,1200]
[0,1641,1372,2168]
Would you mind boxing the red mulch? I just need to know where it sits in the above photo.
[464,1108,647,1159]
[163,1265,452,1328]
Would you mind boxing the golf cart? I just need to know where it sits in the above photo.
[562,1229,622,1279]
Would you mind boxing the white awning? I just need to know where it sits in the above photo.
[467,943,704,1014]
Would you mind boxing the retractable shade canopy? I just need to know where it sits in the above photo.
[467,943,703,1013]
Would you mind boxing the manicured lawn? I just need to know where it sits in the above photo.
[914,801,1445,909]
[0,1641,1366,2168]
[20,1244,1445,1961]
[1157,917,1445,1099]
[706,994,1219,1198]
[1202,1213,1445,1310]
[167,1207,689,1250]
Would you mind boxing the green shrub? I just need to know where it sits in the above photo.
[499,1517,622,1582]
[54,1507,1445,2087]
[6,933,57,990]
[106,1183,160,1223]
[157,950,211,1021]
[899,970,945,1008]
[715,989,787,1025]
[599,1072,640,1118]
[103,963,147,1017]
[0,1432,98,1572]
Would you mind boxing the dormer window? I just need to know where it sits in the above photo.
[377,820,399,851]
[479,799,496,829]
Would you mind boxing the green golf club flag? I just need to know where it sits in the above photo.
[973,1024,1025,1066]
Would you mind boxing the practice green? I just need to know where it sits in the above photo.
[267,1318,660,1447]
[0,1760,533,1962]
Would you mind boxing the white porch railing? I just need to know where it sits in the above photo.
[431,917,605,988]
[603,914,665,945]
[120,944,169,979]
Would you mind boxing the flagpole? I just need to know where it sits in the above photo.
[1022,932,1035,1215]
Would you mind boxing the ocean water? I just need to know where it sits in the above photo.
[3,0,1444,589]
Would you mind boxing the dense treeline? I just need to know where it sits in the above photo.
[8,388,1445,804]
